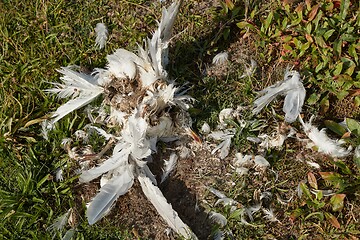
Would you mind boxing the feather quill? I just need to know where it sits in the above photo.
[138,173,197,239]
[161,153,178,183]
[86,166,134,225]
[253,69,305,123]
[95,23,108,49]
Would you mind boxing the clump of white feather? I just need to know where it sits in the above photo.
[299,115,351,158]
[148,1,182,78]
[138,173,197,239]
[253,69,305,123]
[46,66,104,127]
[95,23,108,49]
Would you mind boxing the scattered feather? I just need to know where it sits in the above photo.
[95,23,108,49]
[218,108,234,126]
[306,160,321,169]
[239,58,257,78]
[55,168,64,182]
[209,129,235,159]
[299,116,351,158]
[245,203,261,222]
[201,122,211,134]
[47,209,72,239]
[62,229,76,240]
[235,167,249,176]
[161,153,178,183]
[253,69,305,123]
[262,208,279,222]
[46,66,104,126]
[208,187,227,199]
[212,52,229,65]
[254,155,270,170]
[209,211,227,227]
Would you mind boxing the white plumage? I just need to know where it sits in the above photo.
[253,69,305,123]
[299,115,351,158]
[138,173,197,239]
[86,166,134,225]
[46,66,104,127]
[95,23,108,49]
[161,153,178,183]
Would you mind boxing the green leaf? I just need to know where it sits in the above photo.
[36,174,50,189]
[262,12,274,34]
[333,62,343,75]
[354,96,360,107]
[307,93,319,105]
[305,211,324,221]
[324,29,335,41]
[340,0,350,20]
[333,40,342,57]
[334,160,352,175]
[337,90,349,100]
[330,194,346,212]
[324,120,347,136]
[300,182,312,199]
[346,118,360,137]
[299,42,311,57]
[315,36,326,48]
[349,44,359,64]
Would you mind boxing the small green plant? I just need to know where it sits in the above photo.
[291,172,345,230]
[237,0,360,106]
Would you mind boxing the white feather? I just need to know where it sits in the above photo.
[86,165,134,225]
[46,66,103,126]
[253,69,305,123]
[147,1,182,79]
[209,211,227,227]
[79,145,130,183]
[299,116,351,158]
[209,129,235,159]
[212,52,229,65]
[106,49,138,80]
[95,23,108,49]
[138,173,197,239]
[262,208,279,222]
[161,153,178,183]
[47,209,71,239]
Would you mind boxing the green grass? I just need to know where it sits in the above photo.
[1,0,360,239]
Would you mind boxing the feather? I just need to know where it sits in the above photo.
[253,69,305,123]
[80,143,130,183]
[209,211,227,227]
[138,173,197,239]
[62,229,76,240]
[262,208,279,222]
[239,58,257,78]
[161,153,178,183]
[147,1,182,79]
[47,209,71,239]
[86,165,134,225]
[106,49,138,80]
[212,52,229,65]
[209,129,235,159]
[46,66,103,126]
[95,23,108,49]
[299,116,351,158]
